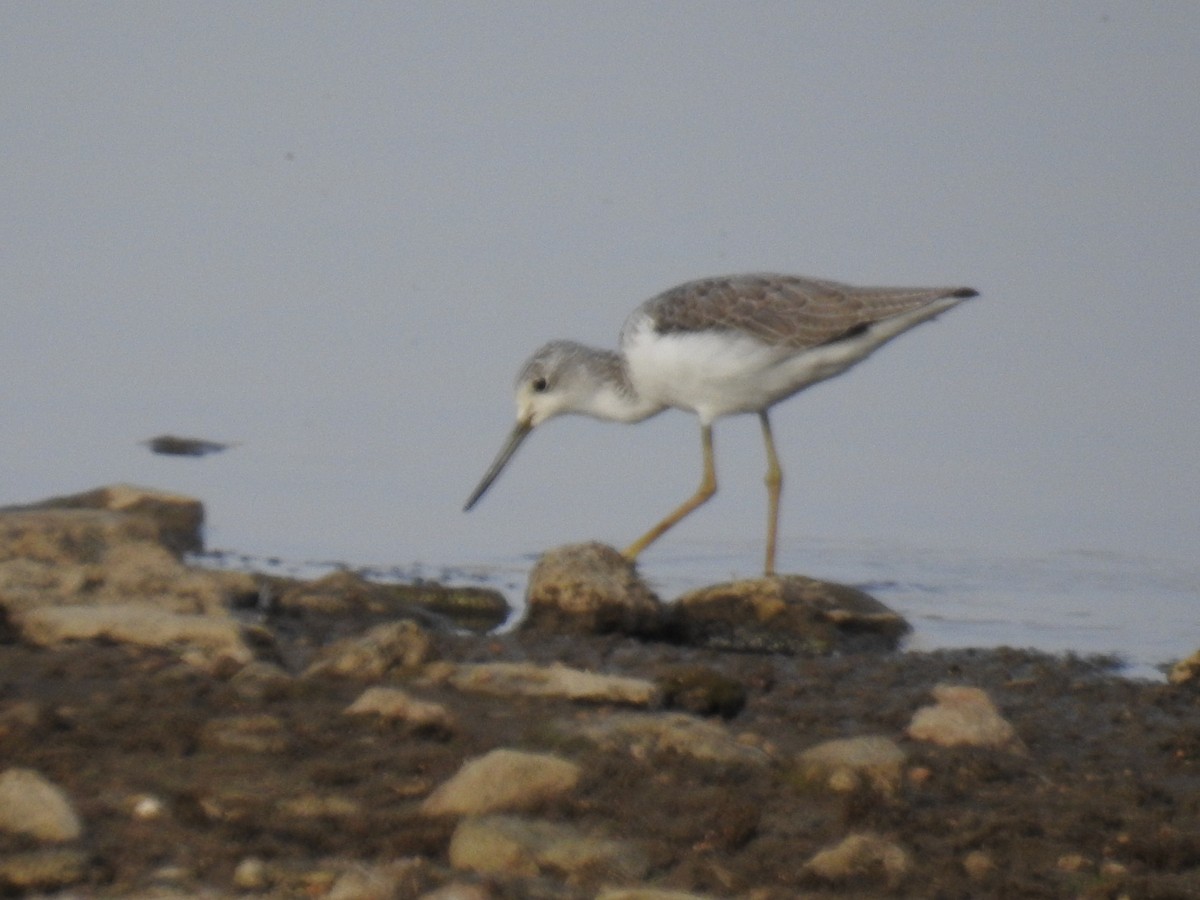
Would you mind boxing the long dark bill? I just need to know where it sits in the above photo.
[463,421,533,511]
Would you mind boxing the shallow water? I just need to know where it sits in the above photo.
[197,534,1198,682]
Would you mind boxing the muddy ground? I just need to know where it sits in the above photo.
[2,607,1199,899]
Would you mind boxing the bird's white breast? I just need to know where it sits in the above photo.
[622,316,846,423]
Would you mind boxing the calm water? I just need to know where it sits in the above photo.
[198,531,1198,682]
[6,6,1199,683]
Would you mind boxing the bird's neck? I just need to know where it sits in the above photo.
[579,348,663,423]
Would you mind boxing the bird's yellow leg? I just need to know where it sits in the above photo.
[760,411,783,576]
[623,424,717,561]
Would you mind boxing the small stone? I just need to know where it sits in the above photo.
[805,832,910,886]
[200,714,289,754]
[1099,860,1129,878]
[907,684,1024,752]
[0,768,83,842]
[597,890,720,900]
[796,735,907,795]
[522,542,664,635]
[345,686,457,732]
[963,849,994,879]
[422,749,580,816]
[448,815,646,881]
[278,793,363,819]
[304,620,434,679]
[327,863,403,900]
[418,884,493,900]
[569,711,771,766]
[233,856,272,890]
[431,660,658,706]
[0,848,89,891]
[229,660,295,701]
[131,794,166,820]
[1056,853,1089,872]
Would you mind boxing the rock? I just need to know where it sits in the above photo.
[417,884,493,900]
[796,735,907,795]
[1,483,204,555]
[0,768,84,842]
[1168,648,1200,685]
[428,661,659,706]
[232,856,272,890]
[345,686,457,732]
[963,849,995,879]
[326,863,411,900]
[277,570,509,633]
[0,848,89,892]
[522,542,664,635]
[278,794,364,819]
[448,815,647,882]
[656,665,746,717]
[421,749,580,816]
[804,832,910,886]
[304,620,435,679]
[200,714,289,754]
[229,660,295,701]
[597,890,720,900]
[669,574,909,654]
[569,711,771,766]
[907,684,1024,752]
[13,602,253,666]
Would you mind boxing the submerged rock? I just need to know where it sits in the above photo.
[668,574,909,655]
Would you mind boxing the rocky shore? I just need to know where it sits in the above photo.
[1,486,1198,899]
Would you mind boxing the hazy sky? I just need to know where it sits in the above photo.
[3,4,1198,572]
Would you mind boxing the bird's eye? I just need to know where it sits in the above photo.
[532,376,549,392]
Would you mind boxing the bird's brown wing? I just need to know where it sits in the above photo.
[645,274,976,350]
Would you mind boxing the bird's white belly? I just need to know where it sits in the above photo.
[623,325,863,423]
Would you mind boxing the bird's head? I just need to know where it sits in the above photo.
[463,341,592,511]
